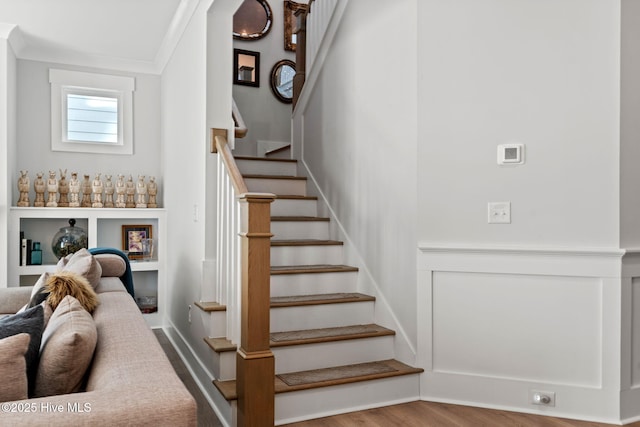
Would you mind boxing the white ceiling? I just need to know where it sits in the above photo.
[0,0,197,74]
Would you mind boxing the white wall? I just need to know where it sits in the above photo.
[621,0,640,249]
[417,0,620,249]
[231,0,300,156]
[0,27,17,287]
[15,59,163,206]
[293,0,419,360]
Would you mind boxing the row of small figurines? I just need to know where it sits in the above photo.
[16,170,158,209]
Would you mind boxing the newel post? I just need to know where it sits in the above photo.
[236,193,275,426]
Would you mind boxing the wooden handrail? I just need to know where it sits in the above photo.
[211,129,248,194]
[232,98,248,139]
[211,128,275,426]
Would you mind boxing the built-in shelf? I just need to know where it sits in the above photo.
[8,207,166,328]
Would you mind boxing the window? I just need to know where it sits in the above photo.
[50,69,135,154]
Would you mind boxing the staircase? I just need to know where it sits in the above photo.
[199,153,422,424]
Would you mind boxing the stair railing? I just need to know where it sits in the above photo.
[232,98,248,139]
[211,129,275,426]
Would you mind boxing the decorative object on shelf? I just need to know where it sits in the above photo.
[17,170,30,207]
[233,49,260,87]
[121,224,153,260]
[270,59,296,104]
[92,173,103,208]
[57,169,69,207]
[51,219,88,259]
[136,296,157,313]
[104,175,114,208]
[34,172,46,207]
[135,175,147,208]
[31,242,42,265]
[233,0,273,41]
[68,172,80,207]
[81,175,92,208]
[115,175,126,208]
[147,177,158,208]
[125,175,136,208]
[46,170,58,207]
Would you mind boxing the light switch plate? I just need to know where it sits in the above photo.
[488,202,511,224]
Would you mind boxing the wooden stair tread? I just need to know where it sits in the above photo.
[274,195,318,200]
[234,155,297,163]
[271,216,330,222]
[204,337,236,353]
[271,292,373,308]
[271,239,343,247]
[213,360,423,400]
[243,174,306,180]
[271,264,358,275]
[194,301,226,312]
[270,323,394,347]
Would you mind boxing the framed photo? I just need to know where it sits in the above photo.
[122,224,152,259]
[234,49,260,87]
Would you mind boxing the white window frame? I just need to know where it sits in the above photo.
[49,69,135,155]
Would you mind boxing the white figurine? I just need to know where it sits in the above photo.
[46,170,58,207]
[17,170,30,207]
[147,176,158,208]
[58,169,69,207]
[136,175,147,208]
[104,175,114,208]
[69,172,80,207]
[116,175,126,208]
[92,173,103,208]
[125,175,136,208]
[34,173,45,207]
[81,175,92,208]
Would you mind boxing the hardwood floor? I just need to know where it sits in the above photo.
[284,401,640,427]
[155,329,640,427]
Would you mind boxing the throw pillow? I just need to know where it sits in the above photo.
[0,304,45,396]
[45,271,99,313]
[0,333,30,402]
[16,272,50,313]
[34,296,98,398]
[57,248,102,289]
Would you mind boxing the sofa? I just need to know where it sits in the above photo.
[0,251,197,426]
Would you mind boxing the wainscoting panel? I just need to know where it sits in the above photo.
[417,244,624,423]
[432,271,602,387]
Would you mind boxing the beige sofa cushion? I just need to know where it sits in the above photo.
[0,333,30,402]
[94,253,126,277]
[57,248,102,289]
[34,296,97,398]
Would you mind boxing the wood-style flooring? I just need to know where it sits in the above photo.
[284,401,640,427]
[155,330,640,427]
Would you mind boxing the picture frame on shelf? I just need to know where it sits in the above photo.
[122,224,152,260]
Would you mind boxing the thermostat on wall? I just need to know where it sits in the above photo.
[497,143,525,165]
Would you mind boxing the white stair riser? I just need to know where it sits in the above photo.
[271,302,374,333]
[274,375,421,425]
[266,147,291,159]
[245,178,306,196]
[212,351,236,381]
[273,336,395,374]
[236,159,297,176]
[272,199,317,217]
[271,271,358,297]
[271,245,344,266]
[208,311,227,338]
[271,221,329,240]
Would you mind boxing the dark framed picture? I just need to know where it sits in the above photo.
[234,48,260,87]
[122,224,152,259]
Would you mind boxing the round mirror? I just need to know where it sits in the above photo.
[270,60,296,104]
[233,0,273,41]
